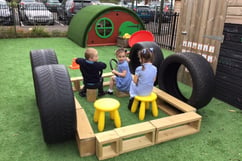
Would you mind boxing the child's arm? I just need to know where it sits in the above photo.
[133,74,139,85]
[97,62,107,70]
[126,57,130,62]
[112,69,127,77]
[153,76,157,82]
[75,58,83,65]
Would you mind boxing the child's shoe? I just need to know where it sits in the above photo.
[128,97,134,110]
[79,91,86,97]
[98,92,106,97]
[106,89,113,95]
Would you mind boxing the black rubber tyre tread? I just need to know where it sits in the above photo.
[30,49,58,106]
[215,70,242,88]
[158,52,215,109]
[215,86,242,110]
[215,76,242,96]
[109,58,118,70]
[220,47,242,60]
[129,41,164,85]
[216,63,242,78]
[34,64,76,144]
[30,49,58,72]
[109,58,118,76]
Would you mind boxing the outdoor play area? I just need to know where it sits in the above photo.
[1,0,242,161]
[0,37,242,161]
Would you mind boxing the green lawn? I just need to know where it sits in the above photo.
[0,38,242,161]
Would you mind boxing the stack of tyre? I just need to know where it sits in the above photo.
[215,23,242,109]
[30,49,76,144]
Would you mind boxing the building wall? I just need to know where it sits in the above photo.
[174,0,181,13]
[226,0,242,24]
[175,0,242,24]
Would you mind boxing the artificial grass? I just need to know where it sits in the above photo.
[0,38,242,161]
[74,89,168,133]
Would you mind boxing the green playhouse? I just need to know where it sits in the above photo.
[67,5,145,47]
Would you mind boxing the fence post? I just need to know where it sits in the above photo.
[170,12,178,50]
[158,0,164,35]
[10,1,17,38]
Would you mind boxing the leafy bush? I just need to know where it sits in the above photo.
[0,26,67,38]
[0,27,16,38]
[51,30,67,37]
[30,26,50,37]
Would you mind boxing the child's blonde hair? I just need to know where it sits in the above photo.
[85,48,98,60]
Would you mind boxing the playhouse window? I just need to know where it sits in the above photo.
[95,18,114,38]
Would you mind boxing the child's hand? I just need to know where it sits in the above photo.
[112,70,117,75]
[126,57,130,62]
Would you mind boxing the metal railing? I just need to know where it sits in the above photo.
[145,12,179,50]
[0,3,59,26]
[17,4,56,26]
[1,4,179,50]
[0,2,14,26]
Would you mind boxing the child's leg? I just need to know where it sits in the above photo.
[128,97,134,110]
[79,85,87,97]
[107,76,116,94]
[110,76,116,90]
[98,78,105,96]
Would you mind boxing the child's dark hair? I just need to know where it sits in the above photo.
[138,48,154,70]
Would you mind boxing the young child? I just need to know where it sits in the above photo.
[106,48,132,94]
[75,48,106,97]
[128,48,157,110]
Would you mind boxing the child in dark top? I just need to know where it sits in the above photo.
[76,48,106,97]
[128,48,157,110]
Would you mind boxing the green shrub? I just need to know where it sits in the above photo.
[51,30,67,37]
[0,27,16,38]
[0,26,67,38]
[30,26,50,37]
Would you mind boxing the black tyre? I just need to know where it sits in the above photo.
[129,41,164,84]
[30,49,58,71]
[30,49,58,106]
[34,64,76,144]
[158,52,215,109]
[109,58,118,76]
[109,58,118,70]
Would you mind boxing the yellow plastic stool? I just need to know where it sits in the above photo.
[131,92,158,120]
[94,98,121,132]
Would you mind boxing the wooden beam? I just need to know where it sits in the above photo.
[150,112,201,143]
[152,87,196,113]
